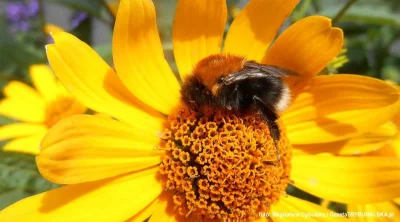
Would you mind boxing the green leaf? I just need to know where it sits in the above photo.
[44,0,111,24]
[45,0,102,18]
[93,44,112,64]
[0,151,59,194]
[321,5,400,26]
[0,16,46,80]
[0,189,31,210]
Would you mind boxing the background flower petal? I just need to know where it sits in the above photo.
[173,0,227,78]
[29,64,59,101]
[113,0,180,114]
[0,99,46,123]
[0,123,47,140]
[44,24,64,34]
[291,155,400,203]
[0,167,162,222]
[38,115,164,184]
[293,121,397,155]
[47,32,165,130]
[262,16,343,77]
[348,201,400,221]
[271,195,347,222]
[3,81,44,103]
[0,81,46,123]
[283,75,400,144]
[223,0,299,62]
[3,133,45,155]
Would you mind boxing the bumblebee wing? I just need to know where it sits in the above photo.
[244,61,299,77]
[223,62,298,85]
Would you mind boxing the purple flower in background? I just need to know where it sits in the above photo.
[26,0,40,17]
[6,2,26,22]
[5,0,40,33]
[71,12,88,29]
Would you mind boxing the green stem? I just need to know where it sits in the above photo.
[311,0,320,13]
[332,0,358,26]
[292,0,311,21]
[99,0,116,26]
[38,0,47,54]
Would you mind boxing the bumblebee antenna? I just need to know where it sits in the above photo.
[253,96,281,165]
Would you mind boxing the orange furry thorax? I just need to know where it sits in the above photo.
[192,54,246,94]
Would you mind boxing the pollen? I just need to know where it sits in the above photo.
[159,107,292,221]
[45,96,86,127]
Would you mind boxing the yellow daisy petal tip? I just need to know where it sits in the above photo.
[44,44,52,54]
[113,0,181,114]
[29,64,49,73]
[306,15,345,45]
[224,0,300,61]
[50,31,76,46]
[50,31,64,43]
[313,15,344,44]
[44,24,64,35]
[263,15,344,77]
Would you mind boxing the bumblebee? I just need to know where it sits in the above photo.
[181,54,296,163]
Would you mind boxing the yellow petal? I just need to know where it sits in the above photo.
[0,167,162,222]
[271,195,347,222]
[291,155,400,203]
[3,81,43,102]
[0,81,46,122]
[44,24,64,35]
[148,193,180,222]
[46,32,164,131]
[0,98,45,123]
[371,136,400,157]
[3,133,46,155]
[262,16,343,77]
[29,64,59,101]
[38,115,164,184]
[283,75,400,144]
[394,198,400,205]
[293,121,397,155]
[113,0,180,114]
[348,202,400,222]
[223,0,299,61]
[173,0,227,78]
[334,121,397,155]
[126,197,160,222]
[0,123,47,140]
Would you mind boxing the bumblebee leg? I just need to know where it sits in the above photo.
[253,96,281,165]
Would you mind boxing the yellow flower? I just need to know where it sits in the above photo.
[344,109,400,220]
[1,0,400,221]
[0,65,87,155]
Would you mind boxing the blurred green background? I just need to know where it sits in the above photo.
[0,0,399,212]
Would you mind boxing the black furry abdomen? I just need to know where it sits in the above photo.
[181,74,284,115]
[217,77,283,113]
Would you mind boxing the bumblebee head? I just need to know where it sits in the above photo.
[191,54,246,95]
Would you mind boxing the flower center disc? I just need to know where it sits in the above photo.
[159,107,291,221]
